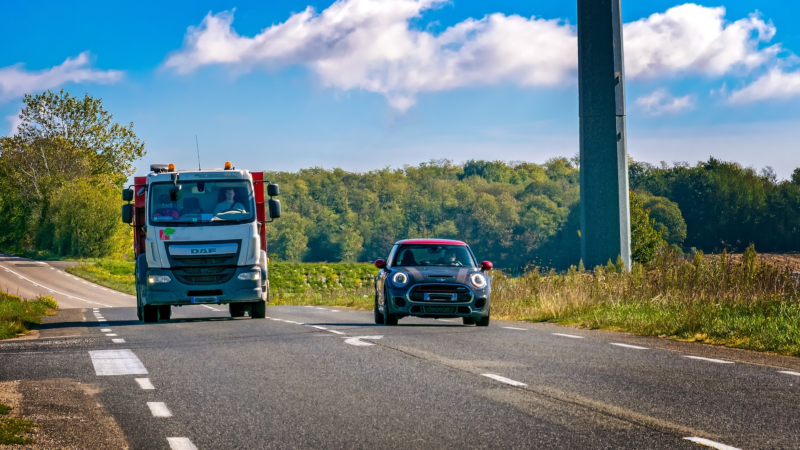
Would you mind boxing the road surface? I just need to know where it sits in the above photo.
[1,254,799,449]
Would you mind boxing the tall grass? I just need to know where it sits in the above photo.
[490,248,800,355]
[0,291,58,340]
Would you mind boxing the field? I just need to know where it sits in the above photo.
[0,291,58,340]
[66,250,800,356]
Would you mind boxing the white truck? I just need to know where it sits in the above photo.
[122,162,281,322]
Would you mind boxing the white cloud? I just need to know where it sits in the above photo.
[0,52,123,99]
[5,112,22,136]
[624,4,779,79]
[163,1,784,110]
[636,88,695,115]
[728,68,800,104]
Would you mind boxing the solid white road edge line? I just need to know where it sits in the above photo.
[778,371,800,377]
[502,327,527,331]
[683,437,741,450]
[610,343,649,350]
[481,374,528,387]
[683,356,734,364]
[552,333,584,339]
[0,263,114,307]
[167,437,198,450]
[147,402,172,417]
[312,326,328,330]
[136,378,155,390]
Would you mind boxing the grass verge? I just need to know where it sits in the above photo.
[0,402,35,445]
[0,291,58,340]
[66,260,136,295]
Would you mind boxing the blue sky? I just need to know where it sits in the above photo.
[2,0,800,178]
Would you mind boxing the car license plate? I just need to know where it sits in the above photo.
[191,296,218,304]
[425,306,456,314]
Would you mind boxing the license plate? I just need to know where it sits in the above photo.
[191,296,218,304]
[425,306,456,314]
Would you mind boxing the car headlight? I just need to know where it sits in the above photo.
[238,271,261,281]
[392,272,409,287]
[148,275,171,284]
[470,273,487,288]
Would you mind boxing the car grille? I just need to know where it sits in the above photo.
[408,284,472,302]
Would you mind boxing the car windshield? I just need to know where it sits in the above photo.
[149,180,255,224]
[392,244,475,267]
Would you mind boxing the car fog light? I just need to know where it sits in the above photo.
[148,275,171,284]
[470,273,487,288]
[238,271,261,281]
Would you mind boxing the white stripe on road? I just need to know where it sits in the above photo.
[0,264,113,307]
[610,343,649,350]
[436,319,453,322]
[482,374,528,387]
[147,402,172,417]
[683,356,734,364]
[105,333,117,337]
[112,338,125,344]
[136,378,155,390]
[344,336,383,346]
[89,349,147,376]
[683,437,741,450]
[502,327,527,331]
[312,326,328,330]
[552,333,584,339]
[100,328,111,332]
[167,437,198,450]
[778,371,800,377]
[327,330,346,335]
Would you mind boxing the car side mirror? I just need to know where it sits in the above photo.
[169,185,182,201]
[121,204,133,224]
[269,199,281,219]
[122,188,134,202]
[480,261,493,271]
[375,259,386,269]
[267,183,280,197]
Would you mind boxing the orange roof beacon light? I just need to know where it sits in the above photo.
[224,161,232,170]
[168,163,175,171]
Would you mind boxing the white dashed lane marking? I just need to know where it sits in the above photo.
[344,336,383,347]
[89,349,147,376]
[610,343,649,350]
[112,338,126,344]
[552,333,584,339]
[105,334,118,337]
[482,374,528,387]
[100,328,111,332]
[683,437,741,450]
[502,327,527,331]
[167,437,198,450]
[136,378,155,390]
[147,402,173,417]
[683,356,734,364]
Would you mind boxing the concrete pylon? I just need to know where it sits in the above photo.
[577,0,631,269]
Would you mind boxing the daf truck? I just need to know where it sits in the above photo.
[121,162,281,322]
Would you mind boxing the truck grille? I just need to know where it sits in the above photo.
[164,240,242,285]
[408,284,472,302]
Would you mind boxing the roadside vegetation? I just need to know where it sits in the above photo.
[66,260,136,295]
[0,402,35,445]
[0,291,58,340]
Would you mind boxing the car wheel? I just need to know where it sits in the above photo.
[383,287,399,326]
[475,311,490,327]
[462,317,475,325]
[252,300,266,319]
[374,295,383,325]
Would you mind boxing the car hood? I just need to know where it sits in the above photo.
[392,266,480,284]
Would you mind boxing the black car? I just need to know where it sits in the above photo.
[374,239,493,326]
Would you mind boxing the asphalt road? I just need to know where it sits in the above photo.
[2,256,800,449]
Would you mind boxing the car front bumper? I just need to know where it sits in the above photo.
[385,284,490,319]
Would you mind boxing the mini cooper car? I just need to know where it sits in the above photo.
[374,239,493,326]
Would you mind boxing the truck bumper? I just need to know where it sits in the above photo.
[142,265,263,306]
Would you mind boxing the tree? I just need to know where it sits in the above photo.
[638,191,687,245]
[630,191,664,264]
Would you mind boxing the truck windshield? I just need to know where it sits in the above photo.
[149,180,255,224]
[392,244,475,268]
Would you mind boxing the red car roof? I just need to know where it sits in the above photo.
[395,239,467,246]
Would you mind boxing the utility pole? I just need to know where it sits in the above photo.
[577,0,631,269]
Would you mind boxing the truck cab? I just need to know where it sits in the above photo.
[122,162,281,322]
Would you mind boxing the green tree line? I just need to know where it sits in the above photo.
[0,90,144,259]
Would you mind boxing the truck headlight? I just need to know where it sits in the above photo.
[148,275,171,284]
[238,271,261,281]
[470,273,487,289]
[392,272,409,287]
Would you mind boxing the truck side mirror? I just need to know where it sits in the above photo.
[122,188,134,202]
[267,183,280,197]
[268,199,281,219]
[121,204,133,224]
